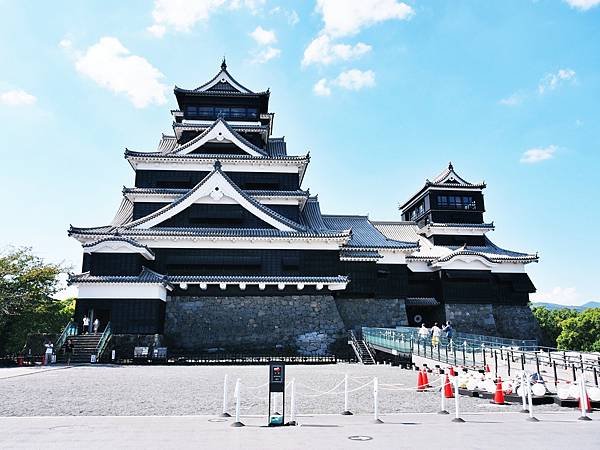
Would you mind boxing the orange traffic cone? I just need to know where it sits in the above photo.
[492,377,505,405]
[444,374,454,398]
[579,392,592,413]
[422,369,430,388]
[417,370,425,392]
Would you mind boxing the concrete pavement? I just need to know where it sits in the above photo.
[1,412,597,450]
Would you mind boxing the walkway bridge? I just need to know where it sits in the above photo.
[361,326,600,386]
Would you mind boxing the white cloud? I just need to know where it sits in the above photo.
[520,145,557,164]
[313,78,331,96]
[531,287,582,306]
[147,24,167,38]
[0,89,37,106]
[250,26,277,45]
[269,6,300,25]
[499,92,524,106]
[314,69,376,96]
[148,0,265,37]
[334,69,376,90]
[251,46,281,64]
[316,0,414,38]
[74,37,167,108]
[538,68,576,94]
[59,38,73,50]
[302,35,371,66]
[563,0,600,11]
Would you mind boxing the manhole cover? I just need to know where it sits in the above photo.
[208,418,228,423]
[348,436,373,441]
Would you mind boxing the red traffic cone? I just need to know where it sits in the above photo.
[492,377,505,405]
[485,364,491,373]
[417,370,425,392]
[579,392,592,413]
[449,366,456,377]
[422,369,430,388]
[444,374,454,398]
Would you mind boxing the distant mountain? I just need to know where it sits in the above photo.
[531,301,600,311]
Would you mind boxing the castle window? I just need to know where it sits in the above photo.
[437,195,476,210]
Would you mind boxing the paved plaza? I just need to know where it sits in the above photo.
[1,363,596,449]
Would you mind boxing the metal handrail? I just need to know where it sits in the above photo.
[348,330,365,364]
[95,322,112,361]
[55,321,77,350]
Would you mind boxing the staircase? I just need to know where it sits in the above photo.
[348,330,376,365]
[57,334,102,364]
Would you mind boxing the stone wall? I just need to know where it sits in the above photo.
[444,303,497,336]
[492,305,543,341]
[164,295,347,355]
[445,303,542,341]
[335,298,408,331]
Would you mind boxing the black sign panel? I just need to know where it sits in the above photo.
[269,362,285,393]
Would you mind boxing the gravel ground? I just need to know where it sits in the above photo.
[0,363,563,417]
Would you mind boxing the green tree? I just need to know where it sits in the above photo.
[0,247,71,355]
[557,309,600,352]
[531,306,579,347]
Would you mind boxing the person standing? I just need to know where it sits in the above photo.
[443,321,454,345]
[44,342,54,366]
[431,322,441,347]
[93,318,100,334]
[82,315,90,334]
[65,339,74,366]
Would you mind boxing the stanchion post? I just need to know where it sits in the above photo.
[594,367,598,387]
[289,378,296,426]
[438,375,449,415]
[520,371,528,413]
[507,354,511,377]
[231,378,245,427]
[526,380,538,422]
[535,353,540,375]
[342,373,353,415]
[578,379,592,421]
[373,377,383,424]
[451,376,464,423]
[494,350,498,379]
[221,374,231,417]
[553,361,558,388]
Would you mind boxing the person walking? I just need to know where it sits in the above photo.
[418,323,429,341]
[82,315,90,334]
[93,318,100,334]
[65,339,74,366]
[431,322,441,347]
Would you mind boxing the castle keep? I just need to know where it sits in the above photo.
[68,62,540,354]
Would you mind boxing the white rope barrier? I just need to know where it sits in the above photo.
[295,379,346,397]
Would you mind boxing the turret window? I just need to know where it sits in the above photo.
[437,195,476,210]
[185,106,258,119]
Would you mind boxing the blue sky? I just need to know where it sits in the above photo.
[1,0,599,305]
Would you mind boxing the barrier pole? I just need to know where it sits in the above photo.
[520,371,528,413]
[451,375,464,422]
[342,373,353,415]
[289,378,297,425]
[373,377,383,424]
[438,375,449,415]
[526,380,538,422]
[578,378,592,421]
[231,378,244,427]
[221,374,231,417]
